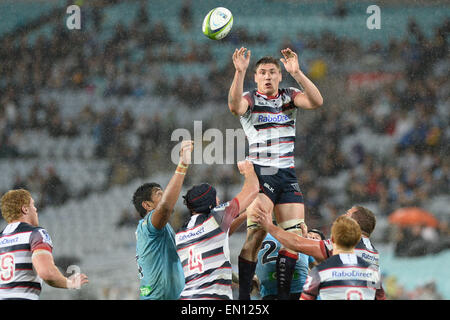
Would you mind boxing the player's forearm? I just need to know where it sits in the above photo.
[235,171,259,210]
[43,270,70,289]
[266,223,303,252]
[158,162,188,216]
[33,252,70,288]
[42,268,84,289]
[290,70,323,108]
[228,70,246,115]
[266,223,325,260]
[229,210,247,236]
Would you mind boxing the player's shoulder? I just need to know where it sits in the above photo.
[316,254,341,270]
[357,236,379,252]
[211,201,230,213]
[244,89,257,96]
[281,87,301,95]
[16,222,48,235]
[212,198,239,213]
[26,224,54,249]
[17,222,38,231]
[138,209,164,235]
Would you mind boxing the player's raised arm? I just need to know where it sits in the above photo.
[229,209,247,236]
[217,161,259,234]
[151,140,194,230]
[280,48,323,110]
[228,47,251,116]
[234,160,259,211]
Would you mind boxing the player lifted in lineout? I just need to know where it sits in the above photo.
[228,47,323,299]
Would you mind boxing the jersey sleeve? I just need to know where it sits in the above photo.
[144,210,165,235]
[30,228,53,253]
[211,198,240,232]
[300,267,320,300]
[320,239,333,259]
[242,91,254,108]
[287,87,302,101]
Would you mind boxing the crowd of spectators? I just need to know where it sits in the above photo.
[0,2,448,262]
[384,276,444,300]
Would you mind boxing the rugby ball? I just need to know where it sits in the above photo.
[202,7,233,40]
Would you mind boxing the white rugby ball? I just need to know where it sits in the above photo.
[202,7,233,40]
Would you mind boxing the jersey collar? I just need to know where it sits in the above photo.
[256,90,280,100]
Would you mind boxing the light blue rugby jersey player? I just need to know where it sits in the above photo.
[135,209,185,300]
[256,233,313,299]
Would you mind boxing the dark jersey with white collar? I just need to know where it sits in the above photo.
[301,253,380,300]
[0,222,53,300]
[320,236,386,299]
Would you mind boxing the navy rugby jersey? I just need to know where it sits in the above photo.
[301,253,381,300]
[241,88,301,168]
[176,198,240,300]
[320,236,386,299]
[0,222,53,300]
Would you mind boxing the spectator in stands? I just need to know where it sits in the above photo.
[40,167,69,208]
[179,0,193,31]
[116,209,140,229]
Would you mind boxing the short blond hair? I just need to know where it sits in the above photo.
[331,215,361,250]
[1,189,31,223]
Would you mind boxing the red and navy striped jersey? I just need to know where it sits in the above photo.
[301,253,381,300]
[320,236,380,268]
[240,88,301,168]
[0,222,53,300]
[319,236,386,299]
[175,198,240,300]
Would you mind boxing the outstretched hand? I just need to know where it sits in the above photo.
[179,140,194,166]
[232,47,251,72]
[67,272,89,289]
[250,206,273,231]
[280,48,301,75]
[237,160,255,176]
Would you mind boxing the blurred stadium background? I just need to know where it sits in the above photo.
[0,0,448,299]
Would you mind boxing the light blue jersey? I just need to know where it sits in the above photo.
[135,210,185,300]
[256,234,311,298]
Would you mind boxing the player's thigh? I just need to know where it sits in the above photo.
[274,202,305,224]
